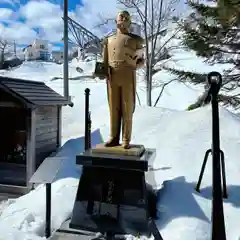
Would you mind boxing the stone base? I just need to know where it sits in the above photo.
[76,148,156,172]
[69,167,151,237]
[71,148,158,238]
[92,144,145,157]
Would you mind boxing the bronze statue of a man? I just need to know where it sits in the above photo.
[101,10,145,149]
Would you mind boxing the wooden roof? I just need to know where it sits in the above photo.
[0,76,73,107]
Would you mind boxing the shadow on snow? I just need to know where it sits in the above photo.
[155,176,210,230]
[54,128,104,181]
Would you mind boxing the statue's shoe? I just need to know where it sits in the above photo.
[104,139,119,147]
[122,143,130,149]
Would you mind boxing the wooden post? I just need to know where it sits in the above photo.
[26,108,36,190]
[57,106,62,148]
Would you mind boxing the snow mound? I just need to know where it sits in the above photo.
[0,105,240,240]
[0,59,240,239]
[0,60,96,83]
[0,60,203,110]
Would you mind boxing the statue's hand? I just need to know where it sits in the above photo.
[137,58,144,63]
[136,58,145,68]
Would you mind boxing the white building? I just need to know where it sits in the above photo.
[24,39,50,61]
[23,45,37,61]
[51,51,64,63]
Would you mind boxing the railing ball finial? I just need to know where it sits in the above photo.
[85,88,90,94]
[207,71,222,86]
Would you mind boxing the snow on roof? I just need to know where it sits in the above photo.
[0,76,72,106]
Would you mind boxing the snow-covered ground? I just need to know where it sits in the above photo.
[0,60,240,240]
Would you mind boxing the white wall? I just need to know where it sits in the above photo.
[24,46,40,61]
[25,39,50,60]
[51,51,63,62]
[32,39,49,52]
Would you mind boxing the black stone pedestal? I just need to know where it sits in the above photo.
[69,148,156,237]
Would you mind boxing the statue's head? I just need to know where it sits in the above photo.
[116,10,131,31]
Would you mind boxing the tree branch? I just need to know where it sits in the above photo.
[154,79,176,106]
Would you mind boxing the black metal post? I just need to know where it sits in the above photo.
[84,88,94,214]
[148,218,164,240]
[45,183,51,238]
[196,149,227,198]
[210,72,226,240]
[88,111,92,148]
[195,149,211,192]
[195,72,227,240]
[84,88,90,151]
[220,150,228,198]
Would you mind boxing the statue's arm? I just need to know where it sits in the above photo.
[102,37,108,69]
[94,38,108,79]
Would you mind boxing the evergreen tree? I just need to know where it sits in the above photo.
[165,0,240,110]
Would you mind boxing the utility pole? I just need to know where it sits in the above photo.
[63,0,69,99]
[13,40,16,56]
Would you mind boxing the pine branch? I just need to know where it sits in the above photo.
[162,66,206,84]
[218,94,240,109]
[181,23,240,60]
[178,0,240,62]
[187,0,240,27]
[187,92,240,111]
[187,1,219,20]
[165,0,240,110]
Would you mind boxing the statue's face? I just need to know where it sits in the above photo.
[116,12,131,29]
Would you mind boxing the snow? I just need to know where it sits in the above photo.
[0,59,97,83]
[0,60,240,240]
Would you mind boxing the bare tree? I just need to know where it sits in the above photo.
[117,0,181,106]
[92,0,182,106]
[0,39,9,68]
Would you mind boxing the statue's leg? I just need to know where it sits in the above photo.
[121,70,136,149]
[105,78,121,147]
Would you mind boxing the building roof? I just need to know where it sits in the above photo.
[22,45,32,52]
[0,76,73,107]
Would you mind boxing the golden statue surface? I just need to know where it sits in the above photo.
[94,11,145,152]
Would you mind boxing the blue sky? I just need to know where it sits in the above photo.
[0,0,187,52]
[0,0,84,48]
[0,0,83,11]
[0,0,119,50]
